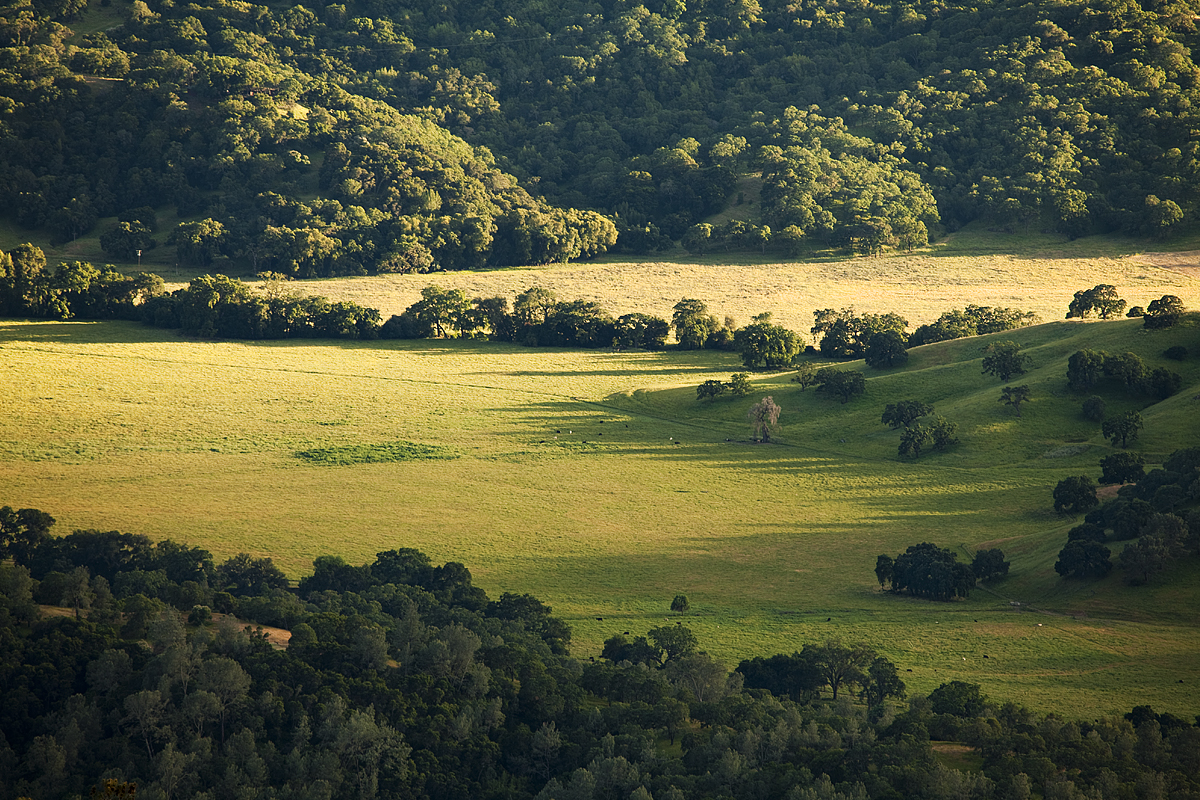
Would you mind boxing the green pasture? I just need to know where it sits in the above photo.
[2,312,1200,718]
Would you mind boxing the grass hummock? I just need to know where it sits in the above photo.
[296,441,455,465]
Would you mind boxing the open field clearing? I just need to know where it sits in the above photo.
[160,231,1199,333]
[3,312,1199,717]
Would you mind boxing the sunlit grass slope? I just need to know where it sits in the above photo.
[2,314,1199,717]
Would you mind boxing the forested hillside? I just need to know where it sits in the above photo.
[4,527,1200,800]
[3,0,1199,273]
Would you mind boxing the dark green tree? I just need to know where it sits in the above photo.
[1000,385,1031,416]
[1082,395,1107,422]
[1067,350,1107,391]
[790,361,819,391]
[1102,411,1143,448]
[734,317,802,368]
[647,625,698,665]
[814,368,866,404]
[864,330,909,368]
[1100,452,1146,485]
[889,542,975,600]
[697,379,727,401]
[1067,285,1126,319]
[801,639,874,700]
[1143,295,1185,329]
[672,298,716,349]
[930,681,988,717]
[981,341,1031,381]
[881,400,933,429]
[971,549,1010,581]
[1053,476,1099,515]
[874,554,894,590]
[860,655,906,710]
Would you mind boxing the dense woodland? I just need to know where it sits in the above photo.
[4,516,1200,800]
[3,0,1200,273]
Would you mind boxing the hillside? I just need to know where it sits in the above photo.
[4,0,1200,275]
[1,309,1197,716]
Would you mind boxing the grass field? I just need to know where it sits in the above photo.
[244,230,1200,333]
[3,303,1199,718]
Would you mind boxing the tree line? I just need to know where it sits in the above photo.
[4,507,1200,800]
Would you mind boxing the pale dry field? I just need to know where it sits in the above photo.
[222,244,1200,336]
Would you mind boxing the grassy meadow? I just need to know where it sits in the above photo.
[3,285,1200,718]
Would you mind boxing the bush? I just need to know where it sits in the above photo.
[1164,345,1188,361]
[1082,395,1106,422]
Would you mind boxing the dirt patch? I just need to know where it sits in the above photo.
[931,742,976,755]
[36,606,292,649]
[1096,484,1121,500]
[214,613,292,649]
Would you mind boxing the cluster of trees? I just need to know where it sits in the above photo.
[907,306,1039,348]
[1066,286,1187,331]
[696,373,750,402]
[874,542,1006,601]
[1053,448,1200,584]
[1068,348,1186,403]
[5,505,1200,799]
[880,399,960,459]
[386,285,670,349]
[0,244,385,339]
[737,640,906,707]
[813,305,1037,360]
[0,243,163,320]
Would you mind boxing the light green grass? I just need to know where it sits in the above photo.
[1,313,1198,718]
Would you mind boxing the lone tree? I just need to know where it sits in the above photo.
[728,373,751,397]
[1102,411,1143,448]
[670,594,690,613]
[971,548,1010,581]
[1100,452,1145,485]
[999,385,1031,416]
[1067,285,1127,319]
[1143,294,1185,329]
[981,341,1031,381]
[790,361,818,391]
[697,379,727,401]
[748,396,782,442]
[881,399,933,429]
[1053,475,1099,515]
[814,368,866,403]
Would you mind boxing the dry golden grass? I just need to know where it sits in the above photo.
[214,235,1200,336]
